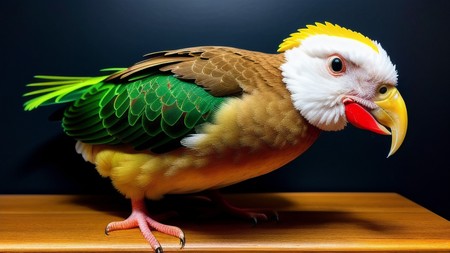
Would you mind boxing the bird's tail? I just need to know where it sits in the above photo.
[23,68,126,111]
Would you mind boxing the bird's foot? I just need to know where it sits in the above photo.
[105,199,185,253]
[208,191,279,224]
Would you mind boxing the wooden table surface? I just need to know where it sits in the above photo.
[0,193,449,252]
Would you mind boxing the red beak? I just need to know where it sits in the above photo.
[344,101,390,135]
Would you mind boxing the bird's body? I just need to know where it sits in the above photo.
[76,124,318,200]
[27,46,321,199]
[24,23,408,252]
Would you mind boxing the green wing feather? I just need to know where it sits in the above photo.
[24,70,226,152]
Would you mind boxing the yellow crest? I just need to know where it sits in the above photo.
[278,22,379,53]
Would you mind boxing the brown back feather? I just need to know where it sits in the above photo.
[107,46,284,97]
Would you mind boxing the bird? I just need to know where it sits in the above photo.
[23,22,408,253]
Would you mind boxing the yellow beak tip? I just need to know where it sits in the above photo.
[373,87,408,158]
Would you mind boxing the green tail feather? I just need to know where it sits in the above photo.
[23,68,126,111]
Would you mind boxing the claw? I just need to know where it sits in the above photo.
[155,246,163,253]
[251,216,258,226]
[180,236,186,249]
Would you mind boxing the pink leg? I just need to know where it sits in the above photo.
[106,199,185,253]
[208,191,279,224]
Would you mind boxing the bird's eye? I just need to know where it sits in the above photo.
[379,86,388,94]
[331,58,343,72]
[327,55,346,76]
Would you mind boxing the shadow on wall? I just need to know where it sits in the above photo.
[14,134,117,194]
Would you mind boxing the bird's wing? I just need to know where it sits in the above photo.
[62,74,226,152]
[62,47,279,152]
[108,46,280,96]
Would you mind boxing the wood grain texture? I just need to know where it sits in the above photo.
[1,193,449,252]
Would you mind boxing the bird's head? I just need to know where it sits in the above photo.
[279,22,407,157]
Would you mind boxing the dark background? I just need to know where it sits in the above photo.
[2,0,449,220]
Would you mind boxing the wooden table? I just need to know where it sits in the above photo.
[1,193,449,252]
